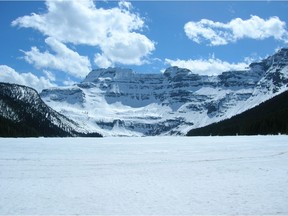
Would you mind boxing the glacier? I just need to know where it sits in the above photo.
[40,48,288,136]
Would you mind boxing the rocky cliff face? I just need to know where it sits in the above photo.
[40,48,288,136]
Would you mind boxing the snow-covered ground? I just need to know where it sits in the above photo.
[0,136,288,215]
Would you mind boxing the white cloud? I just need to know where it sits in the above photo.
[99,32,155,65]
[165,58,248,76]
[22,37,91,78]
[0,65,56,92]
[12,0,155,68]
[184,15,288,46]
[63,78,76,86]
[43,70,56,82]
[119,0,132,10]
[94,53,113,68]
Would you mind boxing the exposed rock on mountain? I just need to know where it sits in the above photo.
[0,83,101,137]
[40,48,288,136]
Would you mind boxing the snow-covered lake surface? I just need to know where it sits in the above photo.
[0,136,288,215]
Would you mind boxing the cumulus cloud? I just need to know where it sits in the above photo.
[94,53,113,68]
[43,70,56,82]
[22,37,91,78]
[62,78,76,86]
[165,57,248,76]
[184,15,288,46]
[119,0,133,10]
[0,65,56,92]
[99,32,155,66]
[12,0,155,68]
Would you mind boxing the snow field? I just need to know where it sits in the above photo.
[0,136,288,215]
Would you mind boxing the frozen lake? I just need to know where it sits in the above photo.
[0,136,288,215]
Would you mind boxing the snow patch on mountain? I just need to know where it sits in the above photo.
[40,48,288,136]
[0,82,98,136]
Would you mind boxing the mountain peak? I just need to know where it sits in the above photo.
[276,47,288,55]
[0,82,102,137]
[82,67,135,83]
[40,48,288,136]
[249,47,288,71]
[163,66,192,77]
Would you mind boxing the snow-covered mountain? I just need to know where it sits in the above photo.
[0,82,101,137]
[40,48,288,136]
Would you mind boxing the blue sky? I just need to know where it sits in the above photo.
[0,0,288,91]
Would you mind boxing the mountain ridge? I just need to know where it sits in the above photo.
[0,82,102,137]
[39,48,288,136]
[187,89,288,136]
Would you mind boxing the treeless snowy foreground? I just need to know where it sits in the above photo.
[0,136,288,215]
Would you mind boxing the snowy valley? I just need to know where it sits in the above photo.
[1,136,288,215]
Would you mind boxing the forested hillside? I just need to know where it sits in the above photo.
[187,90,288,136]
[0,83,102,137]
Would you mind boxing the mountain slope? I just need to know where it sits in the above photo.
[0,83,102,137]
[40,48,288,136]
[187,90,288,136]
